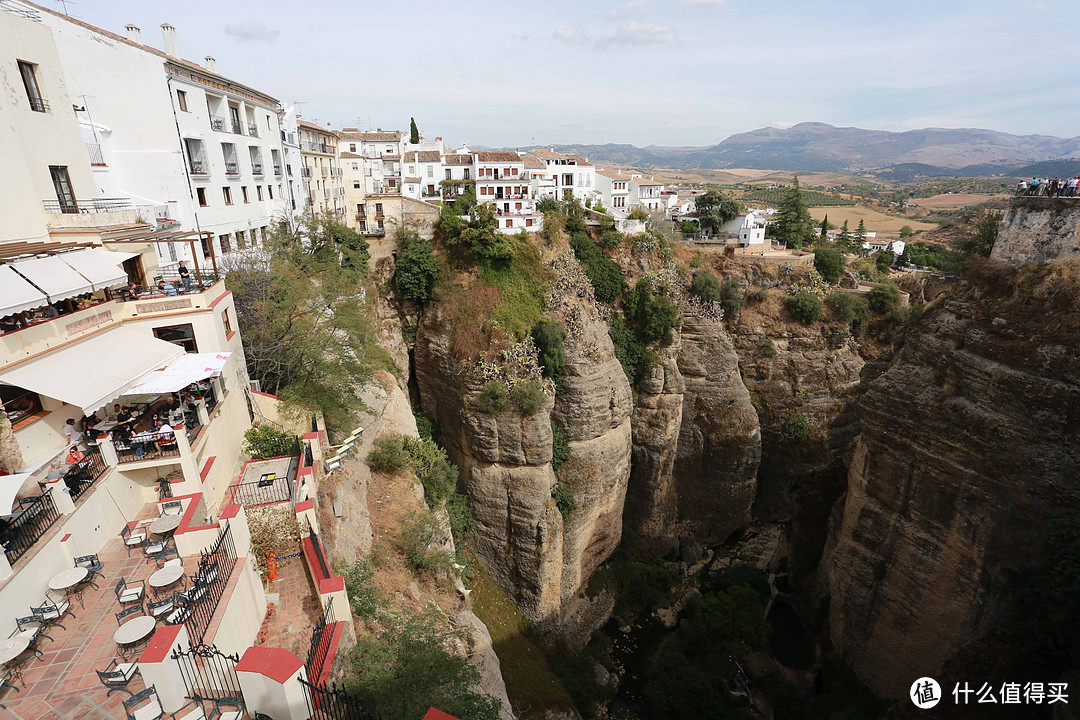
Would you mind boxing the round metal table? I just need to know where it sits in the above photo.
[48,567,88,592]
[148,564,185,590]
[0,637,29,665]
[149,515,182,536]
[113,615,156,646]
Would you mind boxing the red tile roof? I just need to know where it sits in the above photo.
[475,151,523,163]
[443,154,473,165]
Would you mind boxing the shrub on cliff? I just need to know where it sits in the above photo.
[784,291,822,325]
[625,278,679,345]
[394,233,440,304]
[571,232,626,303]
[826,292,871,335]
[337,556,382,619]
[598,230,624,249]
[689,272,721,303]
[477,381,509,414]
[551,424,570,471]
[867,283,902,314]
[512,380,547,415]
[367,434,409,472]
[814,246,846,284]
[552,483,576,519]
[532,320,567,380]
[719,277,744,322]
[609,316,649,387]
[781,414,815,443]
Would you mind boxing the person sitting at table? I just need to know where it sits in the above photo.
[63,418,84,445]
[126,281,140,298]
[65,445,85,465]
[6,395,33,417]
[157,280,178,297]
[40,304,59,319]
[116,405,133,426]
[112,422,133,447]
[157,422,176,451]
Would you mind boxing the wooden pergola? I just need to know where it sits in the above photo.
[97,228,219,288]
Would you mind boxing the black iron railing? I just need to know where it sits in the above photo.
[247,123,259,137]
[41,197,133,214]
[28,97,50,113]
[115,430,182,464]
[189,159,208,175]
[306,600,336,683]
[230,120,242,135]
[65,446,109,501]
[171,643,244,707]
[309,528,331,580]
[181,524,238,645]
[252,163,263,175]
[224,162,239,175]
[299,678,374,720]
[227,470,293,507]
[210,116,226,131]
[3,489,61,564]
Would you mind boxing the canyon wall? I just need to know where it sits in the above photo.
[824,274,1080,698]
[992,197,1080,265]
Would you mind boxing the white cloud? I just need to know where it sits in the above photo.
[597,21,676,48]
[223,21,280,43]
[553,24,590,44]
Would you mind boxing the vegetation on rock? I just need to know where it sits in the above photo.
[784,290,823,324]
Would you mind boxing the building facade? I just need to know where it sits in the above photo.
[298,120,343,216]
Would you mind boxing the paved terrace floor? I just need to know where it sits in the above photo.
[262,554,322,662]
[1,509,245,719]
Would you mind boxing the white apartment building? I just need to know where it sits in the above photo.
[630,174,665,213]
[595,169,633,216]
[474,152,542,233]
[279,106,309,215]
[341,151,367,230]
[339,130,407,195]
[441,153,474,200]
[298,120,344,216]
[528,149,598,204]
[402,151,443,202]
[18,2,288,268]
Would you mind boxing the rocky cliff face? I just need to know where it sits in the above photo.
[734,308,864,586]
[824,272,1080,698]
[414,289,632,641]
[992,197,1080,265]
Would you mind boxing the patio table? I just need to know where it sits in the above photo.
[47,567,88,591]
[0,637,29,666]
[148,564,185,590]
[114,615,156,660]
[150,515,182,536]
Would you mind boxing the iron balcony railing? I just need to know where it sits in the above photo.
[230,120,242,134]
[0,0,42,21]
[28,97,50,113]
[115,429,183,464]
[180,523,238,645]
[252,163,263,175]
[301,167,312,178]
[225,162,239,175]
[3,489,61,565]
[41,197,134,214]
[64,446,109,502]
[85,142,105,166]
[189,159,208,175]
[306,600,336,684]
[210,116,226,131]
[274,165,283,175]
[247,123,259,137]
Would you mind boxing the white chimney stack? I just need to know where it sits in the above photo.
[160,23,179,57]
[204,55,217,73]
[124,24,141,43]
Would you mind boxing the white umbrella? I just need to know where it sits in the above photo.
[0,473,34,516]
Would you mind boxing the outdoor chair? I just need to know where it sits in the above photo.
[195,561,219,587]
[96,658,140,697]
[9,616,50,659]
[115,578,144,605]
[152,545,179,568]
[147,593,175,622]
[115,602,145,626]
[120,525,146,556]
[0,669,22,704]
[214,696,244,720]
[171,698,208,720]
[160,500,183,516]
[123,685,165,720]
[141,536,169,561]
[164,594,191,625]
[74,553,105,586]
[34,590,75,628]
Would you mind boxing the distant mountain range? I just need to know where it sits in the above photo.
[521,122,1080,177]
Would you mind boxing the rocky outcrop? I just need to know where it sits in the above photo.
[992,197,1080,265]
[415,292,632,640]
[735,315,864,586]
[673,312,761,546]
[824,278,1080,698]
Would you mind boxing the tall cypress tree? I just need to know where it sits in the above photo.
[409,117,420,144]
[773,176,815,250]
[820,213,830,240]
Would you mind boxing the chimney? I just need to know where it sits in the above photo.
[204,55,217,73]
[160,23,179,57]
[125,24,141,43]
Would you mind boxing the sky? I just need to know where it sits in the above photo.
[50,0,1080,148]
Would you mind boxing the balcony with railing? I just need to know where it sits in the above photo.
[301,167,312,178]
[85,142,106,166]
[247,123,259,137]
[41,197,133,214]
[189,157,209,176]
[210,116,226,131]
[28,97,50,113]
[230,120,242,134]
[252,163,264,176]
[225,161,239,176]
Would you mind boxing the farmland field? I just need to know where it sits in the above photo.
[740,187,855,206]
[908,193,1009,211]
[808,205,938,235]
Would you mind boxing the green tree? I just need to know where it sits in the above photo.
[813,246,846,284]
[228,213,381,428]
[826,291,871,335]
[681,220,699,235]
[855,219,867,242]
[771,177,816,250]
[624,278,679,345]
[719,278,744,322]
[784,291,822,324]
[409,117,419,145]
[694,189,741,234]
[598,230,624,249]
[346,610,503,720]
[820,213,830,240]
[867,283,901,314]
[960,209,1002,258]
[532,320,567,380]
[899,225,914,238]
[875,250,895,274]
[689,272,721,303]
[394,232,440,304]
[570,232,626,302]
[836,219,853,252]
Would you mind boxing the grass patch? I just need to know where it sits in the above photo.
[469,564,577,719]
[478,238,551,341]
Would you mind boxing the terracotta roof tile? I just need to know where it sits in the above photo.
[443,154,473,166]
[404,151,442,163]
[475,151,522,163]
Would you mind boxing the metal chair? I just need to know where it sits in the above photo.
[142,536,169,560]
[214,696,244,720]
[115,602,145,626]
[33,590,75,628]
[152,545,179,568]
[164,594,191,625]
[146,594,176,622]
[171,698,208,720]
[9,616,50,659]
[120,525,146,557]
[96,658,140,697]
[74,553,105,586]
[123,685,165,720]
[160,500,183,516]
[115,577,145,605]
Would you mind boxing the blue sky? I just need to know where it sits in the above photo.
[57,0,1080,147]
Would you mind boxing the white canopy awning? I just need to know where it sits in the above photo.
[0,327,184,415]
[123,352,231,396]
[11,255,94,303]
[0,473,33,516]
[56,249,130,291]
[0,265,49,317]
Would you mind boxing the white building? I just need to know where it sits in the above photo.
[279,106,309,215]
[629,174,665,213]
[528,149,597,204]
[441,153,474,200]
[595,169,633,216]
[23,4,288,268]
[339,130,407,195]
[864,237,904,255]
[473,152,542,233]
[721,211,768,246]
[402,151,443,202]
[298,120,343,216]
